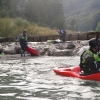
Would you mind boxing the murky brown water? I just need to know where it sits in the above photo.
[0,56,100,100]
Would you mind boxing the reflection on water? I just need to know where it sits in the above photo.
[0,56,100,100]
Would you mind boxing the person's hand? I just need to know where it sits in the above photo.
[15,42,17,45]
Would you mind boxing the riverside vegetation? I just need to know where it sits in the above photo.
[0,0,100,38]
[0,18,57,37]
[0,18,78,38]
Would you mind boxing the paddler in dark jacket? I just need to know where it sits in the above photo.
[56,29,66,42]
[16,29,28,57]
[80,38,100,75]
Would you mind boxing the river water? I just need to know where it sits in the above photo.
[0,56,100,100]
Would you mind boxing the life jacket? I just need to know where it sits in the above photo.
[19,34,27,46]
[80,49,100,74]
[21,36,27,41]
[81,50,99,64]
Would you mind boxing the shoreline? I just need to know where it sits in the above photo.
[0,54,40,61]
[0,54,79,61]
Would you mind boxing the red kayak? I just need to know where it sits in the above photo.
[26,46,39,56]
[54,66,100,81]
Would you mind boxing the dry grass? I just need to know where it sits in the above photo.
[27,25,58,36]
[0,18,81,37]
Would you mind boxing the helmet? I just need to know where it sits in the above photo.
[23,29,27,33]
[89,38,100,48]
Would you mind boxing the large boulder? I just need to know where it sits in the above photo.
[46,42,74,56]
[77,46,89,56]
[15,46,21,54]
[66,42,76,49]
[3,44,16,54]
[80,40,89,46]
[47,48,73,56]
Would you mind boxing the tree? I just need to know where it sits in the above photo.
[70,19,78,31]
[9,0,26,18]
[24,0,65,28]
[63,0,100,31]
[0,0,10,17]
[96,21,100,31]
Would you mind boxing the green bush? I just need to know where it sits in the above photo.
[96,21,100,32]
[0,18,14,37]
[15,17,30,28]
[13,18,30,36]
[0,18,30,37]
[0,18,58,37]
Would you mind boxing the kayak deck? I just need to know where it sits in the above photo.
[54,66,100,81]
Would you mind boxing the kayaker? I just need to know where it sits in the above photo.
[80,38,100,75]
[56,29,66,42]
[16,29,28,57]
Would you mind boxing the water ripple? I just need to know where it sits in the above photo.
[0,56,100,100]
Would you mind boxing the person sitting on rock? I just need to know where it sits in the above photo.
[80,38,100,75]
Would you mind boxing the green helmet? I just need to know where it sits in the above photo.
[23,29,27,32]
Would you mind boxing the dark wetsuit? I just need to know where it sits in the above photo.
[17,33,28,56]
[19,34,27,52]
[59,30,66,42]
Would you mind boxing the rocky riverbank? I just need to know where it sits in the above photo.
[0,40,89,60]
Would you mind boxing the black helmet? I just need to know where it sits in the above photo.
[89,38,100,48]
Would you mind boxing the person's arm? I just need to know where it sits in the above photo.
[15,34,21,45]
[85,57,95,63]
[16,36,20,42]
